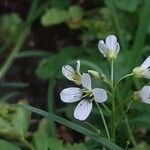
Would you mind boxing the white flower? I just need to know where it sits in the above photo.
[98,35,120,60]
[60,73,108,120]
[133,56,150,79]
[139,86,150,104]
[62,60,81,85]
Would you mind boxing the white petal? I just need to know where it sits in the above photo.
[115,42,120,55]
[106,35,117,51]
[81,73,91,90]
[143,69,150,79]
[140,86,150,101]
[60,87,82,103]
[92,88,107,103]
[62,65,75,81]
[141,56,150,69]
[98,40,108,57]
[142,98,150,104]
[74,100,92,120]
[76,60,80,72]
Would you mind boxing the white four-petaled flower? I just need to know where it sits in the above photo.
[62,60,81,85]
[133,56,150,79]
[139,86,150,104]
[60,73,107,120]
[98,35,120,60]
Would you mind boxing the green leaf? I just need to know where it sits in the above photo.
[13,101,31,138]
[0,139,21,150]
[69,5,84,19]
[0,13,23,40]
[36,53,71,80]
[0,101,31,139]
[41,8,69,26]
[66,143,87,150]
[19,104,123,150]
[51,0,70,9]
[113,0,141,12]
[33,119,49,150]
[130,142,150,150]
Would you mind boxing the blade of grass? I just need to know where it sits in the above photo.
[105,0,127,52]
[18,104,123,150]
[130,0,150,69]
[47,79,57,137]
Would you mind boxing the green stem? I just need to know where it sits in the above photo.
[115,73,133,87]
[124,115,136,146]
[0,0,39,79]
[96,102,111,140]
[110,60,116,141]
[84,121,101,134]
[111,60,114,85]
[21,138,36,150]
[0,29,28,79]
[130,0,150,69]
[47,79,57,137]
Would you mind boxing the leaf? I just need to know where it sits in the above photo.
[66,143,87,150]
[0,13,23,40]
[0,139,21,150]
[130,142,150,150]
[51,0,70,9]
[67,5,84,29]
[12,101,31,138]
[113,0,141,12]
[0,101,31,139]
[33,119,49,150]
[36,53,71,80]
[19,104,123,150]
[41,8,69,26]
[69,5,84,19]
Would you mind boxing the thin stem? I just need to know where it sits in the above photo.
[110,60,116,141]
[111,60,114,85]
[102,103,111,115]
[124,115,136,146]
[115,73,133,87]
[0,0,39,79]
[21,138,36,150]
[84,121,101,134]
[95,102,111,140]
[47,79,57,137]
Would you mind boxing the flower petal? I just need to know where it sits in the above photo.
[81,73,92,90]
[139,86,150,103]
[60,87,82,103]
[76,60,80,72]
[141,56,150,69]
[106,35,117,51]
[62,65,75,81]
[143,69,150,79]
[74,100,92,120]
[98,40,108,57]
[92,88,107,103]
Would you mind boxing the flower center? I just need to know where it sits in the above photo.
[82,89,93,101]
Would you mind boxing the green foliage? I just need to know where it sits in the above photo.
[113,0,141,12]
[0,101,31,139]
[36,53,71,79]
[0,13,22,40]
[0,139,21,150]
[41,8,70,26]
[130,142,150,150]
[34,118,87,150]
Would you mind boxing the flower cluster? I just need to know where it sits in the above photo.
[60,34,150,121]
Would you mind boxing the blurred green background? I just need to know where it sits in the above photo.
[0,0,150,149]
